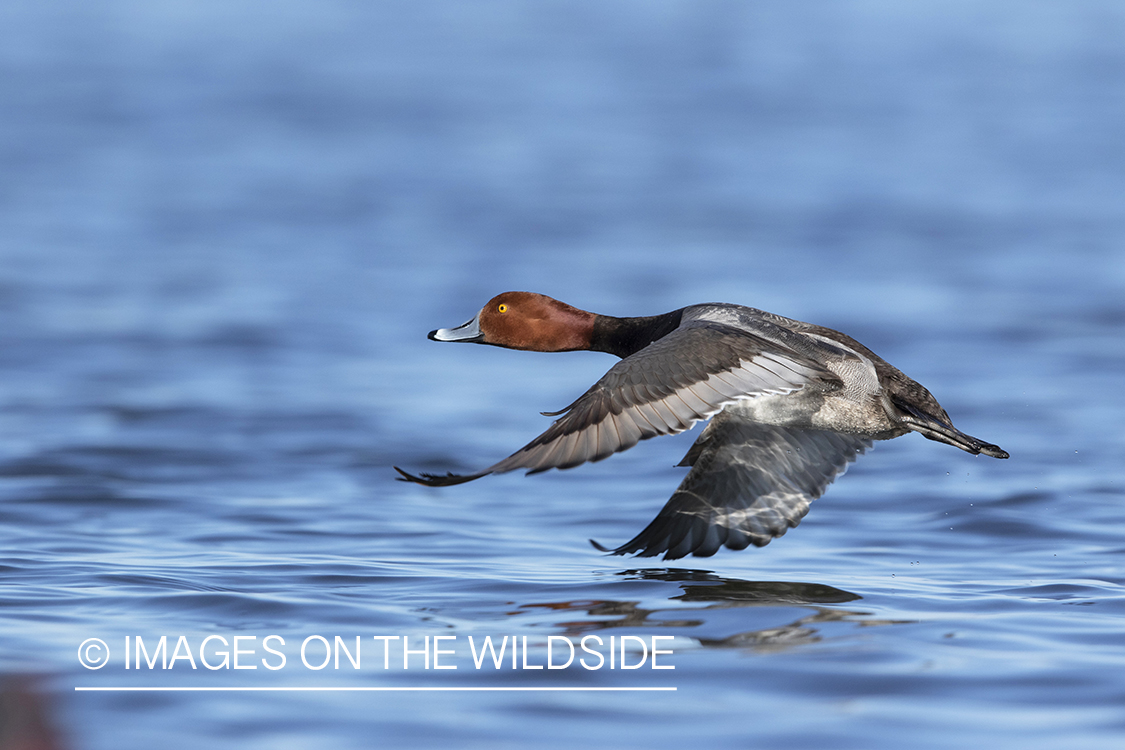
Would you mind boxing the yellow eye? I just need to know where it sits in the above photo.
[497,304,508,313]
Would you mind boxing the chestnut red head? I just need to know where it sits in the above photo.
[429,292,596,352]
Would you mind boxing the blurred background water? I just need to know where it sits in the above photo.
[1,1,1123,748]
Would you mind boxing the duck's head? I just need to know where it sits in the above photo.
[428,292,595,352]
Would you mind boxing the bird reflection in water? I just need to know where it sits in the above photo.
[517,570,913,653]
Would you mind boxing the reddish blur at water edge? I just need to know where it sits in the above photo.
[0,679,65,750]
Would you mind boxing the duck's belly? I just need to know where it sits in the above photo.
[724,390,905,440]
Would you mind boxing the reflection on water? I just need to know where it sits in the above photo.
[696,608,868,652]
[622,569,861,605]
[514,570,909,654]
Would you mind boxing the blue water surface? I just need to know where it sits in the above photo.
[1,1,1124,748]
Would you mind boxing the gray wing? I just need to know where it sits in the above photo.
[597,409,872,560]
[397,322,842,486]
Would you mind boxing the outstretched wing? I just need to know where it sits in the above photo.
[595,408,872,560]
[395,322,841,486]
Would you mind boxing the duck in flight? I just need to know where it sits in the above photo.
[395,292,1008,560]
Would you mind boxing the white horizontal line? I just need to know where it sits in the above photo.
[75,686,676,692]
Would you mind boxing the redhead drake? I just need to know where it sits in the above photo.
[396,291,1008,560]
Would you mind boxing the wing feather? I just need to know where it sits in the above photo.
[597,407,872,560]
[397,322,842,486]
